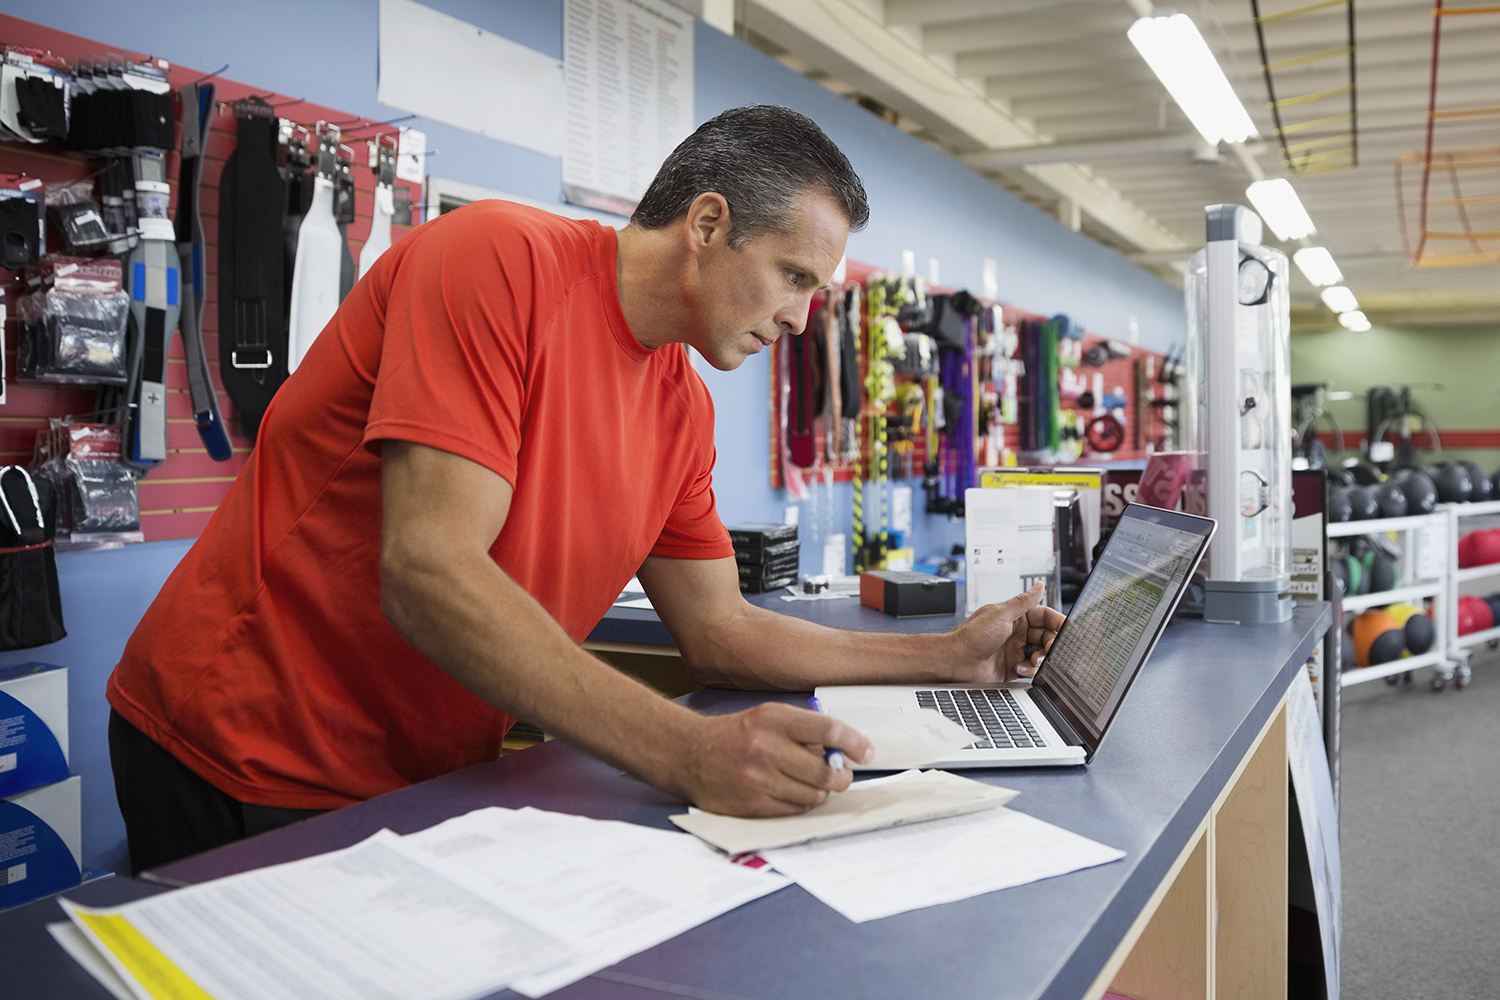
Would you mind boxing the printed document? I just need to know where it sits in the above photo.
[402,806,787,997]
[61,829,573,1000]
[760,805,1126,923]
[670,768,1015,855]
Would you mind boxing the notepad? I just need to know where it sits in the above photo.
[670,769,1016,855]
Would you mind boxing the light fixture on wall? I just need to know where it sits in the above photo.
[1292,246,1343,287]
[1320,286,1360,314]
[1246,179,1317,241]
[1127,13,1258,146]
[1338,310,1371,331]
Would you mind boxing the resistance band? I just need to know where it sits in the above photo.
[174,81,231,461]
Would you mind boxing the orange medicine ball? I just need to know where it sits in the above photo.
[1351,609,1404,667]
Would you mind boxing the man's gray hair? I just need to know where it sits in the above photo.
[631,105,869,249]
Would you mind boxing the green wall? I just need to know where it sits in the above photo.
[1291,321,1500,473]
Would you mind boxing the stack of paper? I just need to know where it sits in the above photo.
[54,809,786,1000]
[670,768,1016,854]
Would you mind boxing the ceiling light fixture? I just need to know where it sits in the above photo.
[1127,13,1258,146]
[1338,310,1371,332]
[1292,247,1343,287]
[1321,286,1360,314]
[1246,178,1317,241]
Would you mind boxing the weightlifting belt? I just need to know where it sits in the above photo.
[175,82,231,461]
[122,153,180,470]
[217,101,286,441]
[357,139,396,278]
[286,129,344,373]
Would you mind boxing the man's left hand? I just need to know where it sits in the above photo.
[947,583,1066,684]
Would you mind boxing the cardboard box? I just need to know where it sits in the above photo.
[860,571,956,617]
[0,662,69,798]
[1,775,82,909]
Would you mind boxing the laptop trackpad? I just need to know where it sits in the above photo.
[833,707,906,731]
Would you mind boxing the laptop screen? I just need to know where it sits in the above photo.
[1034,504,1214,753]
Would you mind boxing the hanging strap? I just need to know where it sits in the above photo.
[217,102,288,441]
[123,152,180,471]
[175,82,232,461]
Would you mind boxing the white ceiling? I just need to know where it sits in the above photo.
[732,0,1500,325]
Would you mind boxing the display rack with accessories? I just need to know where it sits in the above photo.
[0,14,424,541]
[15,256,128,384]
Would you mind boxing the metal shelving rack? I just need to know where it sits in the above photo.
[1441,499,1500,689]
[1329,511,1450,688]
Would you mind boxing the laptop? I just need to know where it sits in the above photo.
[816,503,1215,768]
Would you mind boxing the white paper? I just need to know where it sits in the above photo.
[614,596,655,609]
[1287,665,1341,1000]
[563,0,694,214]
[379,0,565,157]
[403,807,786,997]
[61,830,573,1000]
[860,710,978,769]
[670,769,1015,855]
[761,806,1125,923]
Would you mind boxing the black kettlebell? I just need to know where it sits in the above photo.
[1346,485,1379,520]
[1427,463,1473,503]
[1327,466,1355,488]
[1349,463,1382,486]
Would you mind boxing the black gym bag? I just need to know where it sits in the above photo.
[0,467,66,650]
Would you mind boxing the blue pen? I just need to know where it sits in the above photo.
[806,695,845,772]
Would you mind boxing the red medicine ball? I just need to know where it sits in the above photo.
[1457,595,1495,636]
[1471,530,1500,568]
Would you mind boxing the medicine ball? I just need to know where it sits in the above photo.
[1457,595,1494,636]
[1372,481,1408,518]
[1426,463,1473,503]
[1348,462,1382,486]
[1486,593,1500,627]
[1352,610,1404,666]
[1327,466,1355,488]
[1492,467,1500,499]
[1461,461,1493,502]
[1397,470,1437,514]
[1467,529,1500,568]
[1386,603,1434,656]
[1368,551,1398,593]
[1331,557,1350,598]
[1328,487,1352,523]
[1342,551,1369,595]
[1346,485,1379,520]
[1340,630,1355,670]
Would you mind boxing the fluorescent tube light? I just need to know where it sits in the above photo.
[1246,178,1317,241]
[1321,286,1359,314]
[1127,14,1258,146]
[1292,247,1343,287]
[1338,310,1371,331]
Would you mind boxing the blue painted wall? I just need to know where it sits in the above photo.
[7,0,1186,569]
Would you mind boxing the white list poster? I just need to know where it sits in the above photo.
[563,0,694,217]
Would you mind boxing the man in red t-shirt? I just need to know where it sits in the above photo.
[107,106,1062,873]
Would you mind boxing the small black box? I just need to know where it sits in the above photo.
[737,553,800,582]
[859,571,956,618]
[728,523,798,561]
[740,573,797,594]
[734,538,799,564]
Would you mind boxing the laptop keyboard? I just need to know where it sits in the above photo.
[916,689,1043,750]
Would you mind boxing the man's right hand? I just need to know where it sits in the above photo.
[671,702,874,817]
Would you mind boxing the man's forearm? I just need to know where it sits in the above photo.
[381,550,703,795]
[682,602,962,690]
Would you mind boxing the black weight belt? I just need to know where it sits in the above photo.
[217,104,287,442]
[175,82,231,461]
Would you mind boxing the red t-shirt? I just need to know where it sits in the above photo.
[108,202,733,810]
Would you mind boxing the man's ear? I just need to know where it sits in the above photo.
[683,192,733,255]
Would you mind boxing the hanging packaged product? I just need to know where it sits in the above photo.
[358,136,398,278]
[0,178,44,269]
[286,125,345,373]
[15,257,129,384]
[0,466,65,651]
[32,422,142,547]
[43,179,109,254]
[0,49,71,144]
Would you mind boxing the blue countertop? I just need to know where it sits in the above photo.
[1,597,1330,1000]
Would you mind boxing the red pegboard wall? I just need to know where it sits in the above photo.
[0,14,420,541]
